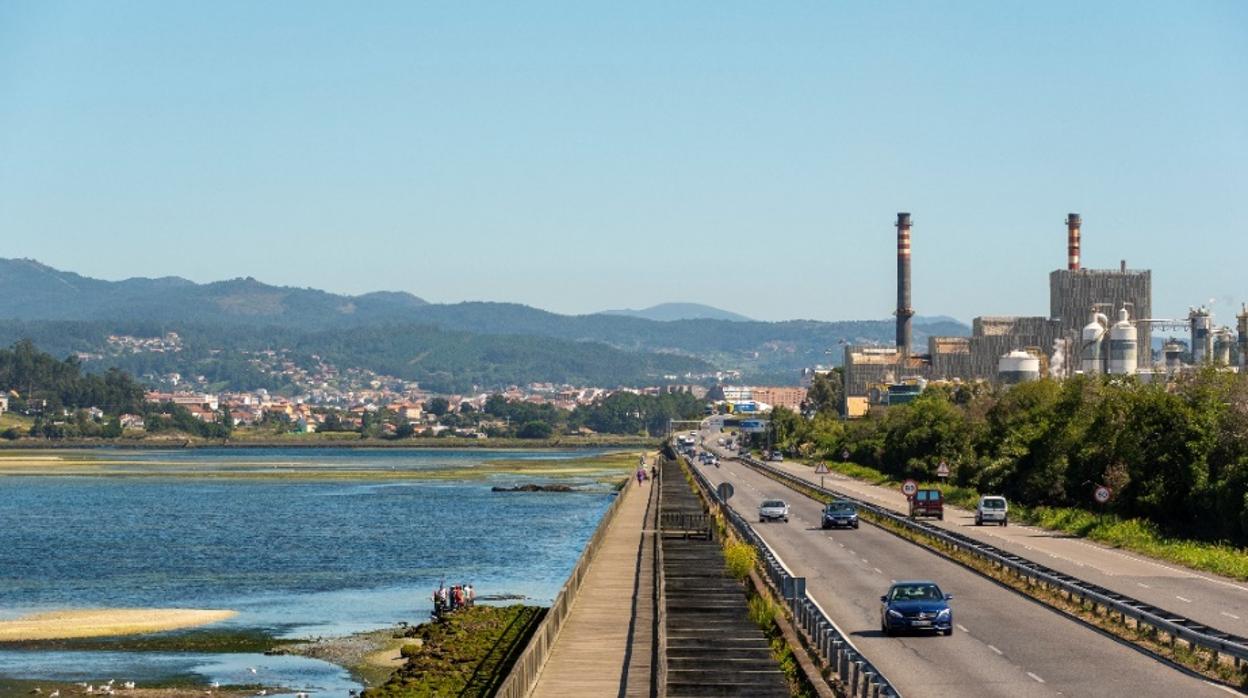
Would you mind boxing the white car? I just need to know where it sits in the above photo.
[975,496,1009,526]
[758,499,790,523]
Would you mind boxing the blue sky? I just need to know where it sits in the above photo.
[1,2,1245,323]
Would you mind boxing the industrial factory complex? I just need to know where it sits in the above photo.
[843,212,1247,411]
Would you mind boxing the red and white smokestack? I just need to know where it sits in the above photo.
[895,212,914,357]
[1066,213,1082,271]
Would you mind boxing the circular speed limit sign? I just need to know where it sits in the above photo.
[1094,485,1112,504]
[901,479,919,498]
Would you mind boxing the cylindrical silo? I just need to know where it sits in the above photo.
[1189,307,1213,364]
[1108,307,1138,375]
[1214,328,1233,366]
[1163,340,1184,373]
[999,350,1041,384]
[1081,311,1107,375]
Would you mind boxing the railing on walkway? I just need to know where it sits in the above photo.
[738,455,1248,676]
[494,476,635,698]
[681,453,901,698]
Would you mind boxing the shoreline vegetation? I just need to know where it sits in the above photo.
[0,433,659,449]
[0,449,644,482]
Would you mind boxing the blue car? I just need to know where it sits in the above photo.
[880,580,953,636]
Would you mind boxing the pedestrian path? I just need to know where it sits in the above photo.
[529,470,658,698]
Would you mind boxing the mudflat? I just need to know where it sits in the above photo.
[0,608,237,641]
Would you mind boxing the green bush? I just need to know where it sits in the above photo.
[723,540,757,581]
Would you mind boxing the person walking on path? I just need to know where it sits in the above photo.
[636,468,645,485]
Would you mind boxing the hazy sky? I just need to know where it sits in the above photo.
[2,2,1245,323]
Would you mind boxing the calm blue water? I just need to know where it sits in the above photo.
[0,448,620,694]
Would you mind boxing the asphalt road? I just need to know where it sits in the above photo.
[755,454,1248,641]
[694,455,1233,697]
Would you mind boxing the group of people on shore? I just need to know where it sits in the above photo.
[432,581,475,620]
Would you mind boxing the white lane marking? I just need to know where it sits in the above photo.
[873,567,883,575]
[956,624,969,633]
[1204,681,1241,695]
[1027,672,1045,684]
[987,644,1003,655]
[1221,611,1240,620]
[1176,596,1192,603]
[1137,582,1151,589]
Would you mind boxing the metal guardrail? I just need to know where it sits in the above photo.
[494,476,636,698]
[737,455,1248,673]
[679,453,901,698]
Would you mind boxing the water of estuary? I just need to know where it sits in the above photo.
[0,448,624,695]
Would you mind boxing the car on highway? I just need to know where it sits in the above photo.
[768,450,784,462]
[975,495,1009,526]
[821,501,859,529]
[758,499,790,523]
[908,488,943,520]
[880,580,953,636]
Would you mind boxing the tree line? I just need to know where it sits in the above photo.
[771,370,1248,545]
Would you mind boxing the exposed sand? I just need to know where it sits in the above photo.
[0,608,237,641]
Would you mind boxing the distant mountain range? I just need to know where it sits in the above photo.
[599,303,753,322]
[0,259,970,390]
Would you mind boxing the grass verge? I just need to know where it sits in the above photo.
[802,460,1248,582]
[361,605,544,698]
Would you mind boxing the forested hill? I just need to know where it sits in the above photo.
[0,259,969,380]
[0,321,715,394]
[0,258,429,328]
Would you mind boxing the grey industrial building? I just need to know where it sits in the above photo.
[844,213,1153,400]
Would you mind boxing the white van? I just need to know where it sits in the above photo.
[975,496,1008,526]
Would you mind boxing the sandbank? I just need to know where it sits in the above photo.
[0,608,237,641]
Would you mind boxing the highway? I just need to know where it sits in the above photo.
[694,455,1233,697]
[752,454,1248,641]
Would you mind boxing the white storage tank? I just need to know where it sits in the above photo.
[1163,341,1185,373]
[1214,329,1234,366]
[1108,307,1138,375]
[1080,311,1108,375]
[999,350,1041,384]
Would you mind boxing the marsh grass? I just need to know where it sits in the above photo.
[0,449,642,484]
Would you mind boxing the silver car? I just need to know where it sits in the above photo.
[975,496,1008,526]
[758,499,790,523]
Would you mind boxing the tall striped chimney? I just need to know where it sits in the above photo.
[1066,213,1082,271]
[895,212,914,357]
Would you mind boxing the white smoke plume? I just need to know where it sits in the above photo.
[1050,338,1067,380]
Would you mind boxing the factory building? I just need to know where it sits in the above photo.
[843,211,1159,406]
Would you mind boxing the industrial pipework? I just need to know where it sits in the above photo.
[1066,213,1081,271]
[895,212,914,357]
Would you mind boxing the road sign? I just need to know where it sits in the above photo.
[1094,485,1112,504]
[901,479,919,498]
[717,482,735,502]
[841,449,850,461]
[936,461,950,478]
[814,463,830,474]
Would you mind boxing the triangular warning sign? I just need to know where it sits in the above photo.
[814,463,830,474]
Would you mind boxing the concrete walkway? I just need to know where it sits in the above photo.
[530,472,658,698]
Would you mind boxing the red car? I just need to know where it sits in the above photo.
[908,489,943,520]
